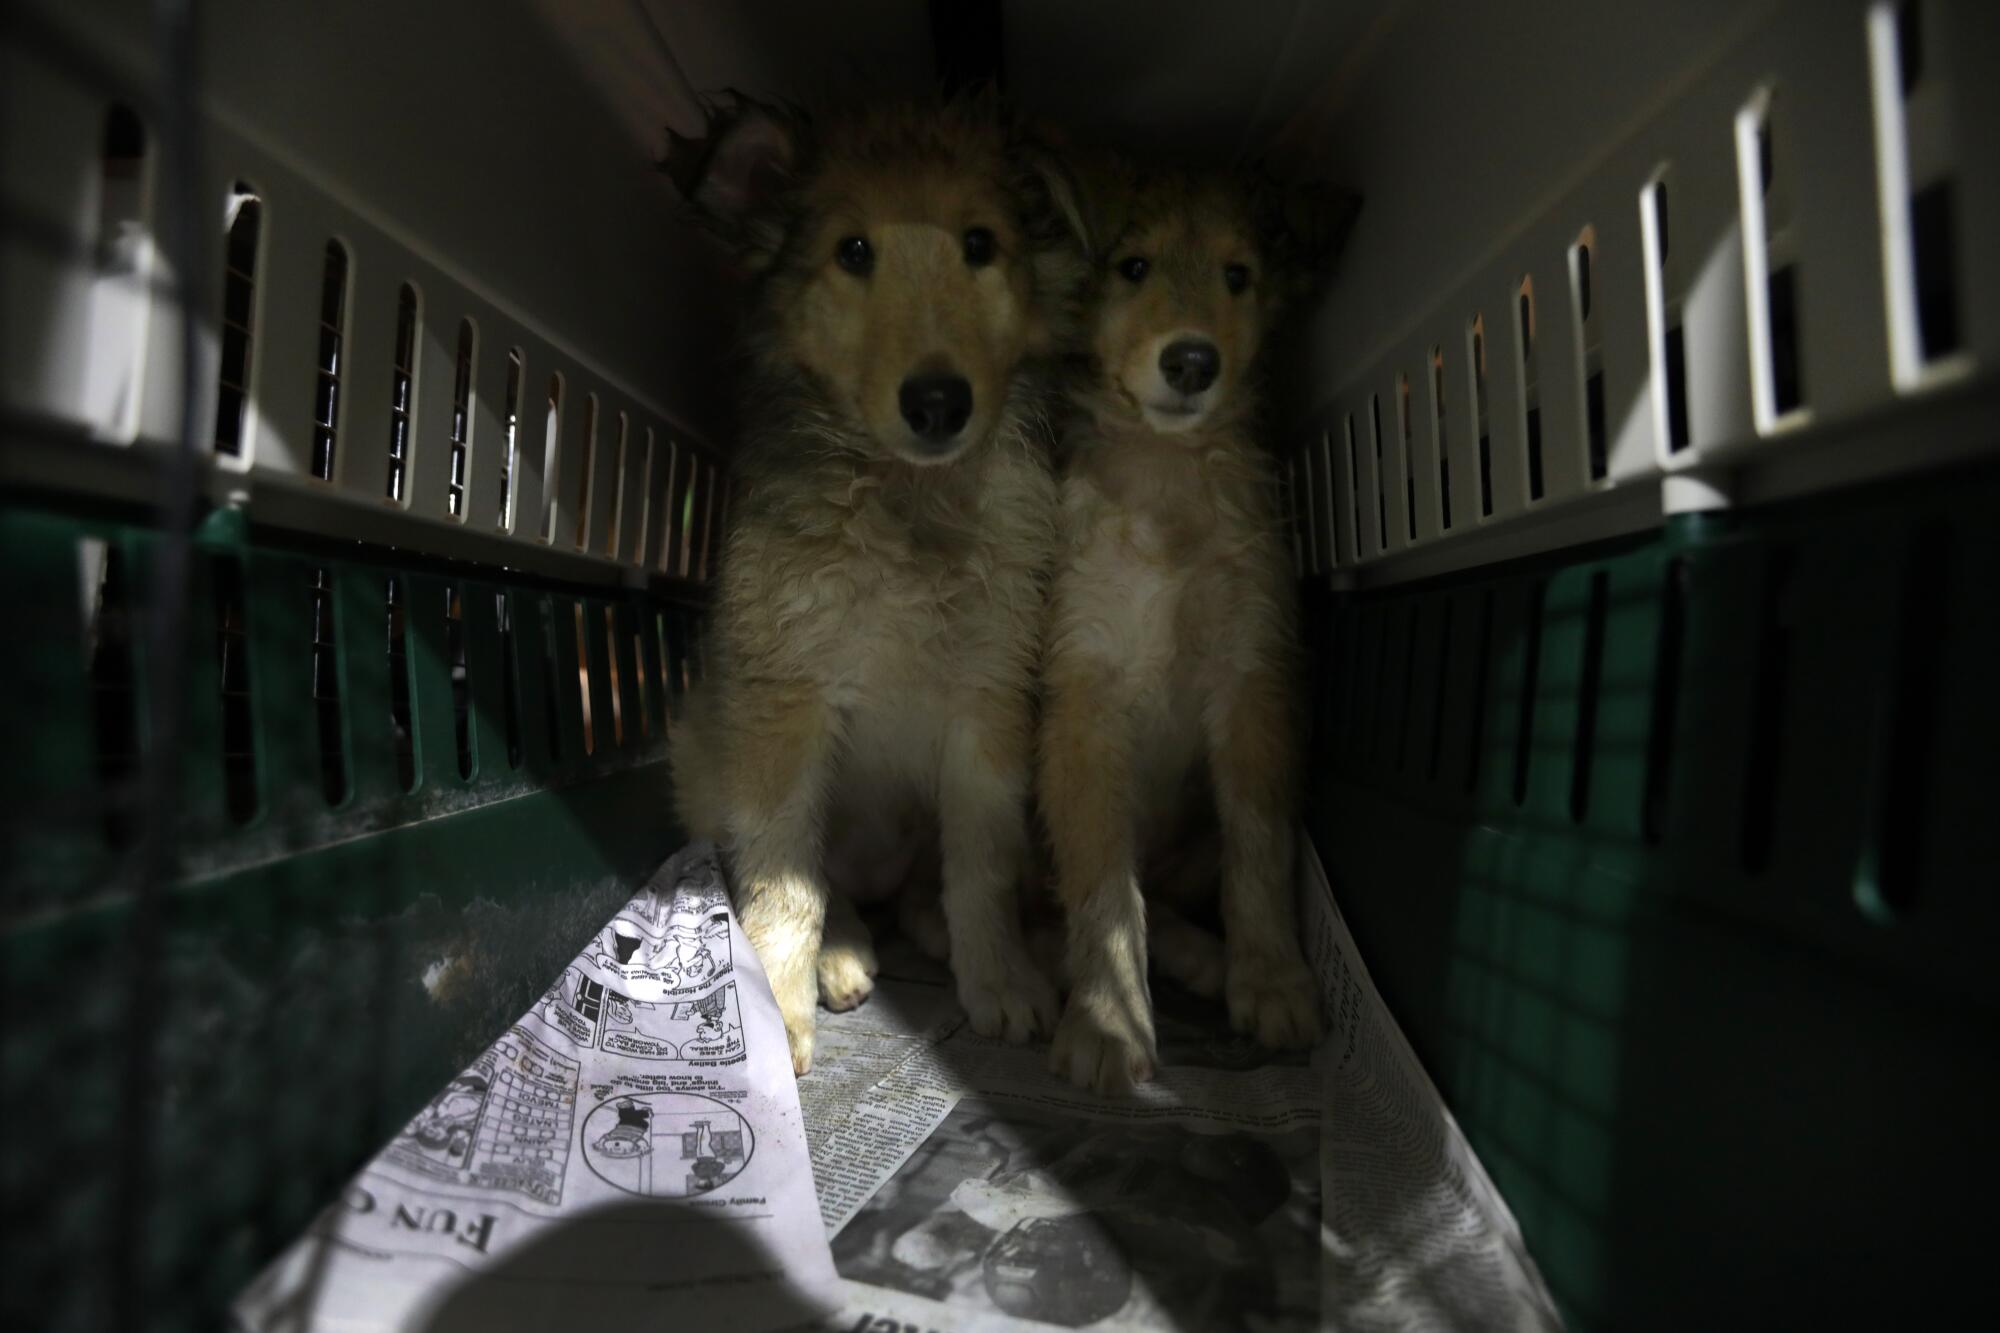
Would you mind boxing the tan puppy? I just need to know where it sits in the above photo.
[667,96,1088,1074]
[1040,166,1354,1093]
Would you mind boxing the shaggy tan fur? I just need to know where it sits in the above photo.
[669,95,1088,1073]
[1040,166,1353,1094]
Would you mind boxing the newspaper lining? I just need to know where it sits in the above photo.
[804,840,1563,1333]
[236,835,1561,1332]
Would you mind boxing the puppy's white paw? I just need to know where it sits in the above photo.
[956,960,1059,1043]
[754,936,823,1075]
[1049,987,1157,1095]
[784,1017,817,1076]
[817,938,878,1013]
[1226,947,1320,1050]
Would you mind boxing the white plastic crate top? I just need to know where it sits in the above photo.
[1270,0,2000,585]
[1,0,736,585]
[5,0,1998,588]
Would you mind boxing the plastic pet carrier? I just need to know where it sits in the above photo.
[2,1,1996,1330]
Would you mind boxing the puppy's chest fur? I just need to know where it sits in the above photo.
[1056,424,1287,682]
[722,431,1056,701]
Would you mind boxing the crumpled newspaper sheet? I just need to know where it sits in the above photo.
[233,841,839,1333]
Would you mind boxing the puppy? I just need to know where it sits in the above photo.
[666,95,1087,1074]
[1039,164,1355,1093]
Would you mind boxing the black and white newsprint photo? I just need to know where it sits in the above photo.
[833,1100,1322,1331]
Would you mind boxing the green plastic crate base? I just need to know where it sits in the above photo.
[1303,458,2000,1329]
[0,500,698,1330]
[7,458,2000,1331]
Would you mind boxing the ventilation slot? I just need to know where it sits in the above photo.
[1739,551,1794,873]
[678,461,702,576]
[215,557,257,821]
[697,463,721,580]
[87,105,152,442]
[1369,607,1395,765]
[447,320,475,519]
[1426,596,1453,783]
[497,592,522,770]
[603,607,625,747]
[1643,174,1692,452]
[540,374,564,541]
[1369,395,1387,551]
[1430,346,1452,531]
[605,413,631,558]
[310,567,346,804]
[1738,87,1807,428]
[1296,443,1320,572]
[654,442,681,572]
[574,395,600,552]
[1316,429,1338,564]
[1642,559,1688,844]
[1571,227,1607,481]
[81,540,140,845]
[1343,416,1362,557]
[385,576,416,792]
[386,285,419,502]
[1517,277,1545,500]
[306,242,350,480]
[632,620,652,740]
[1398,373,1417,539]
[498,349,523,529]
[1511,583,1546,807]
[1469,315,1494,516]
[1464,590,1495,795]
[447,585,472,779]
[1860,526,1951,920]
[633,430,657,566]
[1569,572,1609,822]
[539,596,564,762]
[1396,603,1421,770]
[1869,0,1967,384]
[214,186,262,456]
[575,604,595,755]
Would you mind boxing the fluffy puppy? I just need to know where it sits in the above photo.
[666,94,1087,1074]
[1040,164,1355,1093]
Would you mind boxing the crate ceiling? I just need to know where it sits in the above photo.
[536,0,1390,167]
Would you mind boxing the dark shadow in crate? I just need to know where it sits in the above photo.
[411,1200,821,1331]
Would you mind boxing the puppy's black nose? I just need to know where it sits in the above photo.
[1159,339,1221,394]
[898,373,974,445]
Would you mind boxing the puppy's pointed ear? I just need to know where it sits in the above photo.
[1251,173,1363,305]
[661,90,805,266]
[1010,123,1092,257]
[1007,124,1101,356]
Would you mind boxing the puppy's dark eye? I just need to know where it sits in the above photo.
[836,235,873,275]
[1117,256,1149,283]
[963,226,997,267]
[1224,263,1251,294]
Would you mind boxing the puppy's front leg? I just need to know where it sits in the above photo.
[938,693,1059,1044]
[1041,662,1156,1094]
[724,680,840,1074]
[1209,665,1320,1050]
